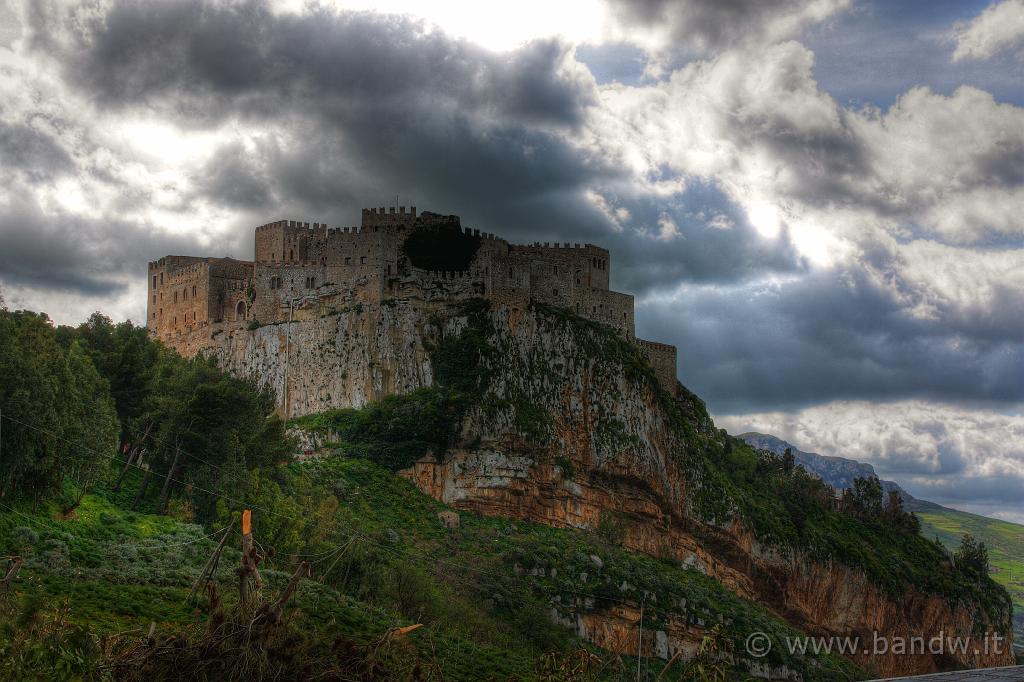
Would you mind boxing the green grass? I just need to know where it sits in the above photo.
[915,506,1024,640]
[0,457,862,681]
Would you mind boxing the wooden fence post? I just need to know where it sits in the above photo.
[237,509,262,606]
[0,556,23,593]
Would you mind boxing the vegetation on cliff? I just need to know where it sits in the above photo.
[294,299,1011,636]
[0,301,1013,678]
[517,303,1012,633]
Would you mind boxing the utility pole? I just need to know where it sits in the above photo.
[157,439,182,514]
[637,594,645,681]
[285,298,293,421]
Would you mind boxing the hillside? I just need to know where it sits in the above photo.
[738,432,1024,645]
[278,299,1013,678]
[0,303,1014,679]
[914,507,1024,645]
[0,458,859,680]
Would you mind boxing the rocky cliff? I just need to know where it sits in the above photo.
[197,299,1014,678]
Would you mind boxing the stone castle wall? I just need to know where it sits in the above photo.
[148,206,677,394]
[635,339,679,394]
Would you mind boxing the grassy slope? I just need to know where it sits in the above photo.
[0,459,861,681]
[913,506,1024,640]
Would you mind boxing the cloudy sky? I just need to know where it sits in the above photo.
[1,0,1022,521]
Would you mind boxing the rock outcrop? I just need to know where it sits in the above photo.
[194,300,1014,678]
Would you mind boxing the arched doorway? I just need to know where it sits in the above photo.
[236,300,247,321]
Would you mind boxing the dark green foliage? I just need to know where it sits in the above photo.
[48,312,293,522]
[514,398,553,444]
[64,312,159,427]
[955,533,990,577]
[401,219,481,272]
[0,310,119,500]
[291,388,464,471]
[554,456,575,480]
[0,595,105,681]
[428,298,493,394]
[841,476,885,519]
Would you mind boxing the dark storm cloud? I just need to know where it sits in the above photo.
[26,0,796,293]
[197,141,276,211]
[27,0,593,128]
[638,265,1024,415]
[604,0,849,53]
[0,121,74,181]
[0,192,208,295]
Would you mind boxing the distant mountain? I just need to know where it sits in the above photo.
[738,432,1023,642]
[738,432,934,506]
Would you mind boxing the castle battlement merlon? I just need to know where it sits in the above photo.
[148,206,679,393]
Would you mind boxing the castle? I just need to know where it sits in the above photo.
[147,207,678,392]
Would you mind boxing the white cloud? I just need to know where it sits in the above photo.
[716,400,1024,514]
[951,0,1024,62]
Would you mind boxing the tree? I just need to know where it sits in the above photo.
[782,447,796,475]
[843,476,884,520]
[66,313,158,428]
[954,533,990,577]
[60,341,119,513]
[0,311,116,500]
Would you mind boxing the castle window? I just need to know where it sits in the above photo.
[553,266,558,274]
[152,295,156,304]
[360,256,367,265]
[345,257,351,265]
[289,249,294,261]
[509,268,513,278]
[160,273,163,284]
[174,291,178,302]
[553,288,558,296]
[192,285,196,297]
[152,275,157,289]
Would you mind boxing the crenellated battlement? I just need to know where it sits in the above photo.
[361,205,417,228]
[148,204,677,392]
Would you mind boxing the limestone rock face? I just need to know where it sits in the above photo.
[190,301,1013,679]
[198,301,438,417]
